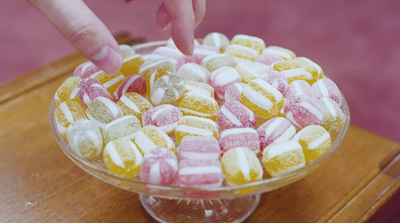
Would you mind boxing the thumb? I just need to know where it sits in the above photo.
[28,0,122,74]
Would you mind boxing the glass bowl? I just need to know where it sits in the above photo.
[49,41,350,223]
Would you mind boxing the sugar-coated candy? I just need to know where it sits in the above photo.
[296,57,324,84]
[66,119,103,159]
[117,92,153,121]
[120,54,145,76]
[133,125,175,155]
[119,44,136,58]
[54,76,81,106]
[177,136,221,160]
[231,34,265,55]
[113,75,146,102]
[140,147,178,186]
[76,78,112,107]
[183,80,214,98]
[176,63,210,83]
[284,80,315,99]
[91,72,125,96]
[203,32,230,53]
[208,66,242,100]
[178,91,219,120]
[177,159,224,188]
[55,101,87,138]
[139,58,175,78]
[312,78,343,107]
[153,46,183,63]
[103,138,143,179]
[241,79,284,119]
[293,125,331,164]
[103,115,141,143]
[225,44,258,62]
[262,46,296,60]
[271,59,313,84]
[284,94,323,129]
[73,61,100,79]
[262,140,306,177]
[257,117,296,149]
[256,53,284,66]
[224,83,245,103]
[258,70,288,95]
[219,128,260,154]
[146,68,170,96]
[202,53,237,72]
[175,116,219,144]
[318,98,346,134]
[235,63,260,84]
[221,147,263,185]
[190,45,220,63]
[86,97,124,127]
[142,104,183,134]
[150,74,185,106]
[217,101,256,130]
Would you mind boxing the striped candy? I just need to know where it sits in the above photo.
[312,78,343,107]
[76,78,112,107]
[177,159,224,188]
[284,94,323,129]
[257,117,296,150]
[175,116,219,144]
[208,66,242,100]
[67,119,103,159]
[86,97,124,128]
[178,91,219,121]
[133,125,175,155]
[177,136,221,160]
[54,100,87,138]
[113,75,146,102]
[219,128,260,154]
[142,104,183,134]
[117,92,153,122]
[217,101,256,130]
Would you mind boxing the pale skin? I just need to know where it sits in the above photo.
[27,0,206,74]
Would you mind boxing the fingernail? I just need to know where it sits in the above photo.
[92,45,122,74]
[163,21,171,31]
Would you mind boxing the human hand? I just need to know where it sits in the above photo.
[27,0,206,74]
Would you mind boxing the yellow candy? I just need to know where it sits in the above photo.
[54,100,87,138]
[202,53,237,72]
[235,63,260,84]
[183,80,214,98]
[262,46,296,60]
[139,58,175,79]
[318,98,346,135]
[54,76,81,107]
[178,92,219,120]
[103,115,141,144]
[221,147,263,185]
[175,116,219,144]
[150,74,186,106]
[120,54,145,76]
[91,72,125,96]
[133,125,175,155]
[241,79,284,119]
[225,44,258,62]
[272,57,323,85]
[262,140,306,177]
[293,125,331,164]
[146,68,170,96]
[117,92,153,122]
[231,34,265,54]
[103,138,143,179]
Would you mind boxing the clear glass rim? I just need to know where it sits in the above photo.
[49,41,351,199]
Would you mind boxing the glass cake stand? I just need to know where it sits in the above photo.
[49,41,351,223]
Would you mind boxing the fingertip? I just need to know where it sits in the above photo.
[91,45,123,74]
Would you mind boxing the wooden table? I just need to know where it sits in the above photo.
[1,35,399,223]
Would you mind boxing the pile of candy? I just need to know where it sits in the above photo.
[54,33,346,188]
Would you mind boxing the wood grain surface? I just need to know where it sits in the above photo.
[0,38,399,222]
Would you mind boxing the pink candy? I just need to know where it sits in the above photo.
[217,101,256,130]
[208,66,242,100]
[224,83,246,103]
[177,159,224,188]
[140,147,178,186]
[177,136,221,160]
[312,78,343,107]
[285,80,315,99]
[73,61,101,79]
[142,104,183,134]
[76,78,112,107]
[113,75,146,102]
[284,94,323,129]
[219,128,260,154]
[257,117,296,149]
[256,53,284,66]
[259,70,288,95]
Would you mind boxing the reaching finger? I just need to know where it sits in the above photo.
[192,0,206,27]
[155,3,171,30]
[27,0,122,74]
[163,0,195,55]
